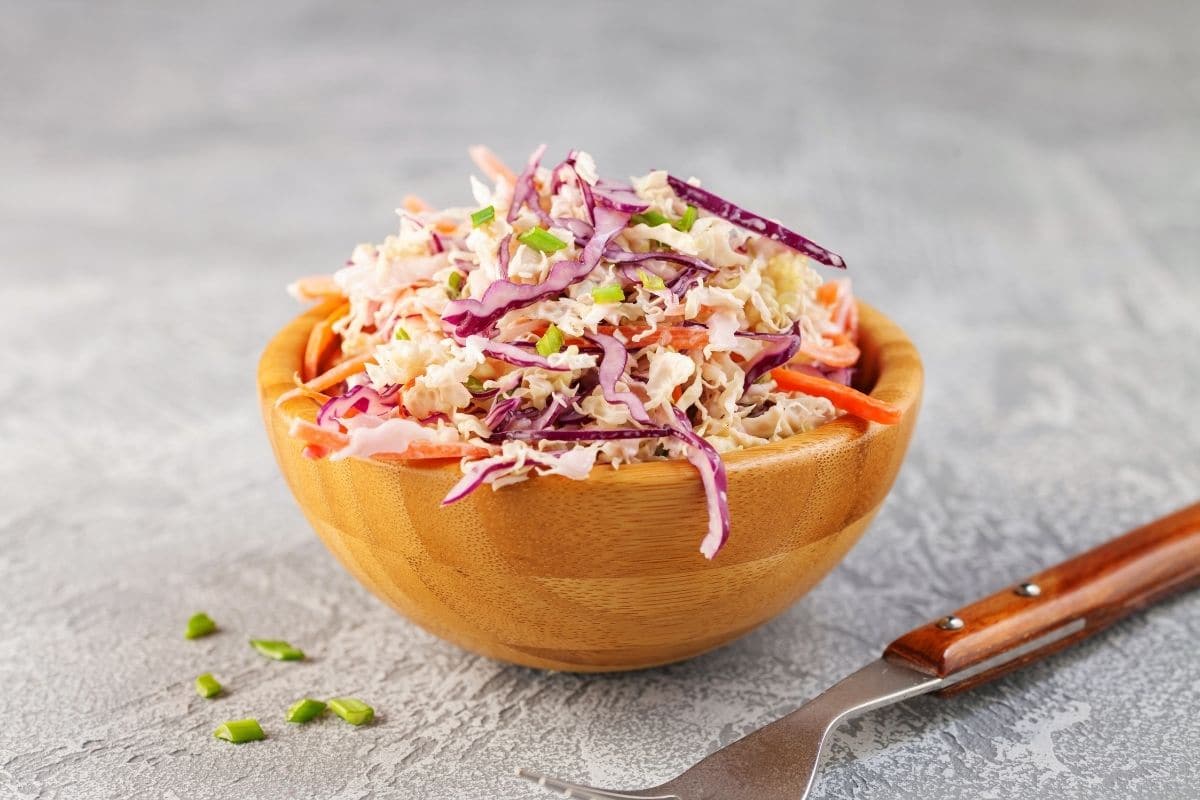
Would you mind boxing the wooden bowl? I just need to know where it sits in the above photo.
[258,302,922,672]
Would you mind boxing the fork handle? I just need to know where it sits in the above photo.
[883,502,1200,695]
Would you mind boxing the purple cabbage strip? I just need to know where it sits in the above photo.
[604,246,716,297]
[496,233,512,279]
[441,459,518,506]
[736,329,802,389]
[665,175,846,269]
[490,426,672,443]
[479,339,570,371]
[603,247,716,275]
[483,396,522,431]
[316,384,396,428]
[531,393,572,429]
[549,149,595,225]
[507,144,551,226]
[666,407,731,559]
[585,331,653,425]
[593,178,650,213]
[553,217,594,246]
[442,208,629,338]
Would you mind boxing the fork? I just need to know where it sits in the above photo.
[516,501,1200,799]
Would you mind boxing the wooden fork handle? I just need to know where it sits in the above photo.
[884,502,1200,695]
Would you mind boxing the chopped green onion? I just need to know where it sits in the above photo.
[464,376,486,394]
[286,698,327,724]
[674,205,698,232]
[213,719,265,744]
[470,205,495,227]
[630,210,670,228]
[591,284,625,304]
[393,326,410,341]
[536,324,565,357]
[249,639,305,661]
[194,673,222,699]
[328,697,375,726]
[184,612,217,640]
[447,271,464,299]
[637,269,667,291]
[517,227,567,253]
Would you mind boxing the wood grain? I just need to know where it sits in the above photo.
[885,502,1200,692]
[258,301,923,671]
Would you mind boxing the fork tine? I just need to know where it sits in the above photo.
[514,767,679,799]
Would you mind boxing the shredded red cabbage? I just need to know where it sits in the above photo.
[441,459,519,506]
[531,393,572,429]
[666,407,731,559]
[317,384,395,428]
[550,150,595,225]
[507,144,551,226]
[593,179,650,213]
[737,329,802,389]
[665,175,845,269]
[496,233,512,279]
[483,396,522,430]
[442,208,629,337]
[478,339,570,371]
[490,426,671,442]
[586,331,653,425]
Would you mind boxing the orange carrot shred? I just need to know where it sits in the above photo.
[769,368,901,425]
[401,194,431,213]
[468,145,518,185]
[302,353,375,394]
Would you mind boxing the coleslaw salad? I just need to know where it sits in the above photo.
[281,146,900,558]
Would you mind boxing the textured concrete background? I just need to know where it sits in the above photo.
[3,2,1199,798]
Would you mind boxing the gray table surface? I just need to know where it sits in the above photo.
[3,2,1198,798]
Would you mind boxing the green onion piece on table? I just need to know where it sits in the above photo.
[184,612,217,640]
[286,698,327,724]
[517,227,567,253]
[194,673,222,699]
[329,697,375,726]
[536,324,565,356]
[674,204,698,232]
[249,639,305,661]
[591,284,625,304]
[470,205,495,227]
[637,269,667,291]
[630,210,670,228]
[213,719,265,744]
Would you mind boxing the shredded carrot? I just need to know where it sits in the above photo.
[302,353,375,394]
[433,218,460,235]
[275,376,333,409]
[374,441,493,461]
[402,194,431,213]
[816,282,839,306]
[468,145,518,185]
[289,417,490,461]
[289,275,344,303]
[796,338,860,368]
[289,418,350,450]
[770,368,901,425]
[303,302,350,381]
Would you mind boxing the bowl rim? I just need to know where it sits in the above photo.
[260,300,922,485]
